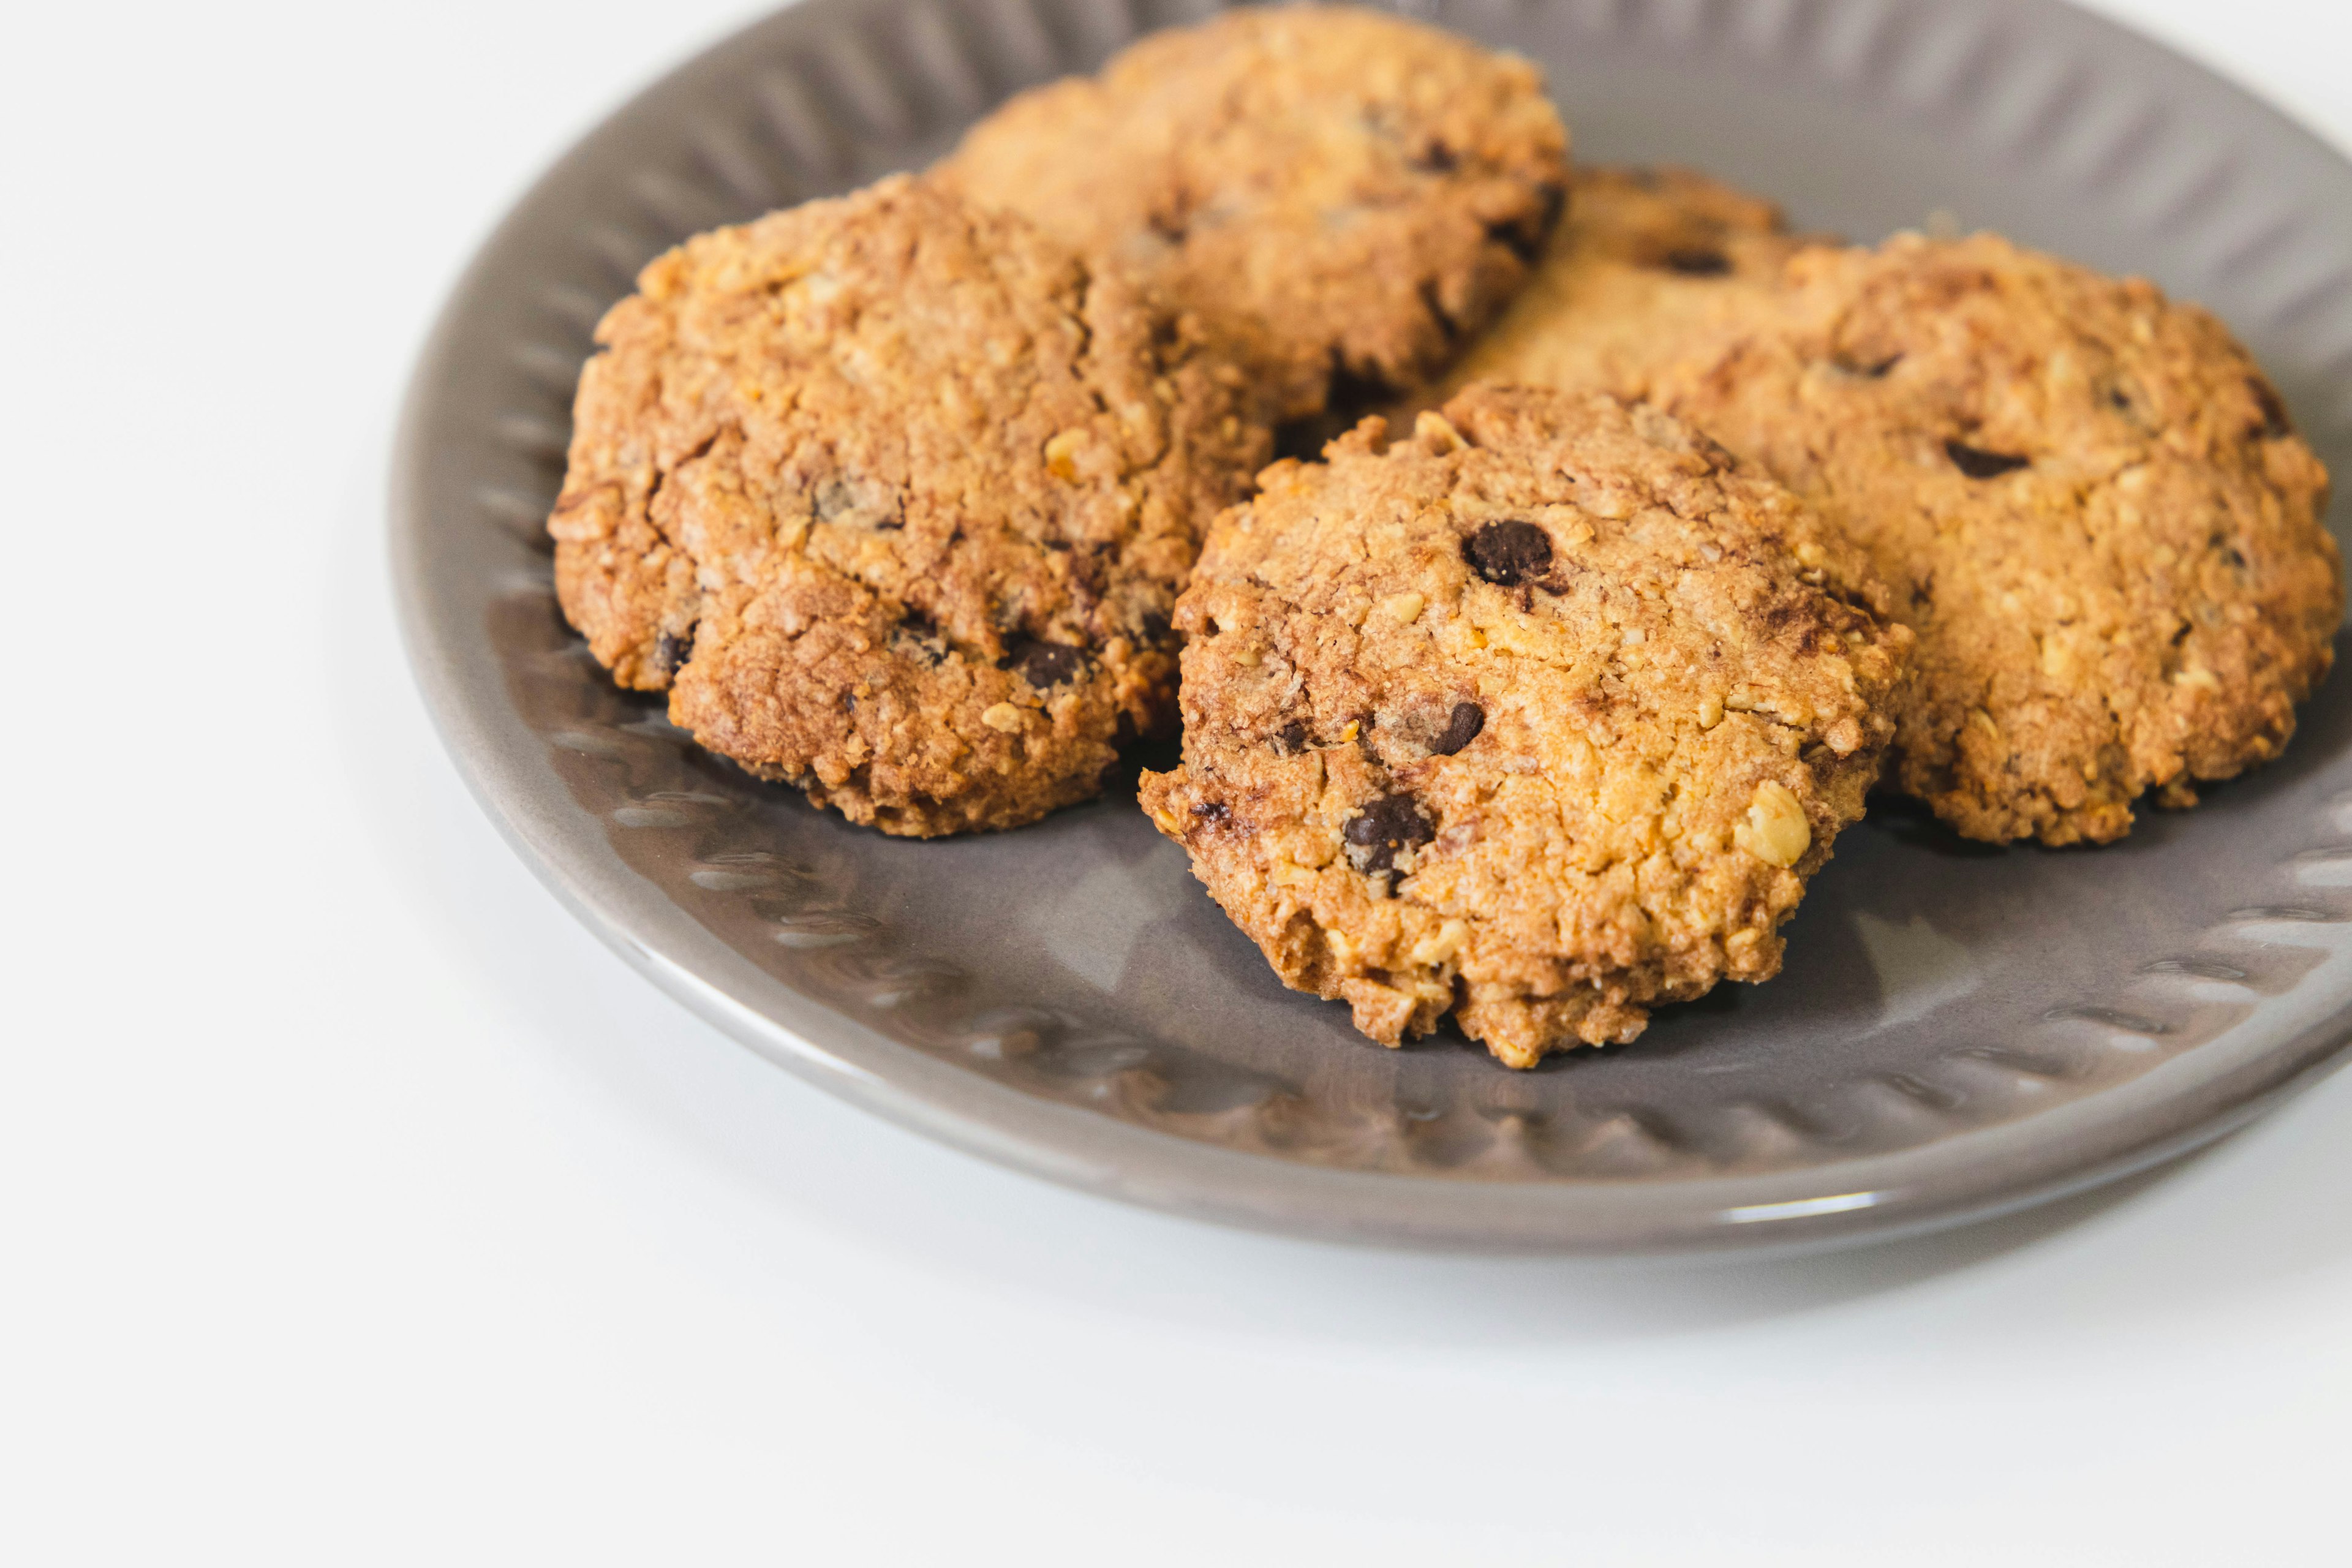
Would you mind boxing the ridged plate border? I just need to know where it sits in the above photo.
[393,0,2352,1253]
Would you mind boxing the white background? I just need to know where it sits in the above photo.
[7,1,2352,1561]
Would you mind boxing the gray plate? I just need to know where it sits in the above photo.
[393,0,2352,1253]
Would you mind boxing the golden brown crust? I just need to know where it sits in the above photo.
[935,5,1569,423]
[1139,385,1912,1066]
[1430,173,2340,846]
[1415,164,1816,411]
[547,175,1267,836]
[1642,233,2341,844]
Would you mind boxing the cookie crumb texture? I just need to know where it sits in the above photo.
[1138,386,1911,1066]
[1647,233,2340,844]
[936,5,1569,423]
[547,176,1265,836]
[1412,164,1814,415]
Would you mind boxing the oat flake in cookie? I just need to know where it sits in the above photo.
[547,175,1267,835]
[933,5,1569,426]
[1643,233,2341,845]
[1139,386,1912,1068]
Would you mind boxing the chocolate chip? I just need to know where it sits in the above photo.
[1275,720,1311,756]
[1000,638,1085,688]
[1661,247,1732,276]
[1430,701,1485,756]
[654,628,694,676]
[1343,793,1434,876]
[1835,351,1902,379]
[2250,375,2294,439]
[1410,140,1458,173]
[1465,519,1553,586]
[1945,440,2030,479]
[1191,799,1230,824]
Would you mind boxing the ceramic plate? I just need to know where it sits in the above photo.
[393,0,2352,1252]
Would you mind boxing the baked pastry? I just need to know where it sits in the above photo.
[1442,190,2339,845]
[1638,233,2341,843]
[548,175,1267,835]
[1414,164,1814,413]
[1138,385,1912,1066]
[934,5,1570,424]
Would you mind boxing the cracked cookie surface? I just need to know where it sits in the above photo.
[934,5,1569,424]
[1633,233,2341,844]
[1138,385,1911,1066]
[548,175,1267,835]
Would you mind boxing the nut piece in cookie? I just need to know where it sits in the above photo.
[1138,385,1912,1067]
[1640,233,2341,844]
[1407,164,1820,415]
[547,175,1267,836]
[935,5,1570,425]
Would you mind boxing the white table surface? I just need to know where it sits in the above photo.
[8,1,2351,1561]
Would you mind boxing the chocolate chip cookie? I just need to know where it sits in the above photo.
[934,6,1570,425]
[1411,164,1815,413]
[548,175,1267,835]
[1138,385,1912,1066]
[1636,233,2341,844]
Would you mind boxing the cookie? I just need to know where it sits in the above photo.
[934,6,1569,424]
[1411,164,1815,413]
[1634,233,2341,843]
[1137,385,1912,1066]
[548,175,1267,836]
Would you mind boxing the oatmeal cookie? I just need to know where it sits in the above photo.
[1411,164,1815,412]
[548,175,1267,836]
[1639,233,2340,843]
[1138,385,1912,1066]
[934,6,1569,424]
